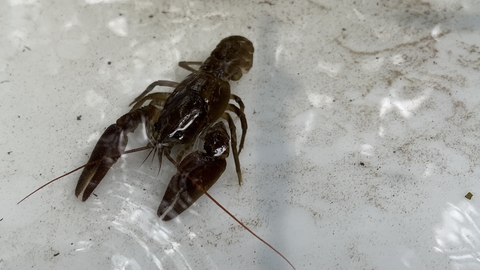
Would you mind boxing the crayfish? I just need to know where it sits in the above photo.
[19,36,295,269]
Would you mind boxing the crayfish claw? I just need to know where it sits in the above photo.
[157,155,227,221]
[158,122,230,221]
[79,155,118,201]
[75,124,128,201]
[76,107,154,201]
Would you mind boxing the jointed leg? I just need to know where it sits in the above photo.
[231,94,245,112]
[178,61,203,73]
[129,80,178,107]
[222,113,242,185]
[130,92,171,112]
[164,147,178,167]
[226,104,247,154]
[228,94,247,153]
[175,139,196,164]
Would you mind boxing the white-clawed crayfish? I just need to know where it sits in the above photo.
[19,36,295,269]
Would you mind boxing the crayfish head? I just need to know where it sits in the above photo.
[200,35,254,81]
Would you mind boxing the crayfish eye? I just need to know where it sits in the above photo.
[153,122,159,130]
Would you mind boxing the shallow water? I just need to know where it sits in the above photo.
[2,0,480,269]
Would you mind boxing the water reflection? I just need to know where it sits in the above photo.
[379,87,432,119]
[435,200,480,268]
[108,17,128,37]
[112,254,141,270]
[109,194,193,269]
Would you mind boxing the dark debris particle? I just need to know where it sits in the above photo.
[77,115,82,121]
[93,193,98,197]
[259,1,274,5]
[0,218,3,221]
[7,151,12,155]
[107,61,112,65]
[149,14,154,18]
[53,253,60,257]
[359,162,365,167]
[465,192,473,200]
[342,28,346,31]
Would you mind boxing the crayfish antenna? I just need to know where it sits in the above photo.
[17,163,90,204]
[194,184,296,270]
[17,146,151,205]
[156,146,164,176]
[140,147,155,166]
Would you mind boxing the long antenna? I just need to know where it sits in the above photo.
[17,146,151,204]
[192,181,296,270]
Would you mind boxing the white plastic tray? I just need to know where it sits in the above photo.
[2,1,480,269]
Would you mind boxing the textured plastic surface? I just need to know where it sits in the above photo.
[2,1,480,269]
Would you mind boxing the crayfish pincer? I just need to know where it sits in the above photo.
[157,121,230,221]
